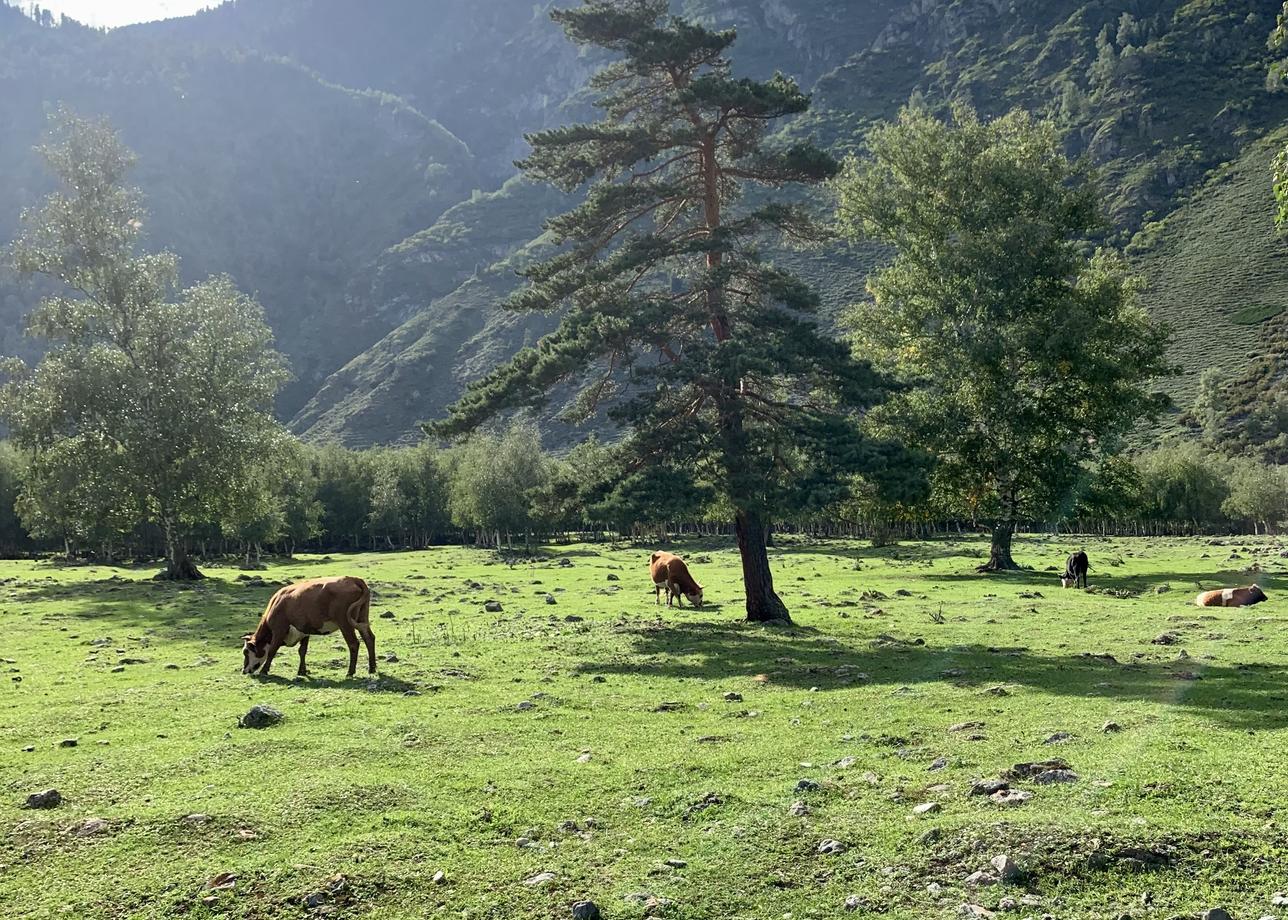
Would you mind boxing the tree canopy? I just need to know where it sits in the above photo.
[430,0,911,621]
[2,111,290,578]
[835,106,1172,570]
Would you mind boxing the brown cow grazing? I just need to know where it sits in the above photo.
[1195,584,1267,608]
[650,551,704,608]
[241,576,375,678]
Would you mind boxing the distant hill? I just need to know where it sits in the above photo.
[3,0,1288,445]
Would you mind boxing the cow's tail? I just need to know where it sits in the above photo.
[345,577,371,627]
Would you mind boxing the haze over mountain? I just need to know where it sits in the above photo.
[3,0,1287,446]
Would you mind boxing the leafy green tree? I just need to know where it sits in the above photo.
[835,107,1172,570]
[0,442,32,556]
[444,420,550,549]
[429,0,901,621]
[1136,442,1230,531]
[1223,458,1288,535]
[278,440,324,556]
[2,111,290,578]
[313,444,376,550]
[368,444,450,548]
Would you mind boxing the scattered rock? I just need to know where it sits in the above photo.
[913,802,941,816]
[835,756,857,769]
[576,752,592,764]
[182,813,210,825]
[844,895,863,911]
[572,901,601,920]
[238,705,284,729]
[379,610,396,619]
[1006,759,1070,780]
[817,838,846,854]
[484,600,504,612]
[795,778,820,793]
[524,872,557,887]
[970,778,1009,796]
[1033,769,1079,784]
[990,854,1020,881]
[1151,632,1181,646]
[928,756,948,771]
[964,870,997,886]
[68,817,109,837]
[990,789,1033,807]
[302,874,351,909]
[949,721,984,733]
[1201,910,1232,920]
[1042,732,1072,745]
[1102,721,1122,734]
[23,789,62,809]
[722,691,743,702]
[545,595,558,605]
[59,738,78,748]
[516,701,535,711]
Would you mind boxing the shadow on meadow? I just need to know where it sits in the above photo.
[575,620,1288,730]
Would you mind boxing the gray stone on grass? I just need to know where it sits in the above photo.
[237,705,283,729]
[572,902,601,920]
[23,789,62,809]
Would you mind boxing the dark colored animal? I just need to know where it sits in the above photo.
[1195,585,1267,608]
[650,551,704,607]
[1061,551,1089,589]
[241,576,374,678]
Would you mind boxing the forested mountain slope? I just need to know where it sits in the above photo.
[3,0,1288,445]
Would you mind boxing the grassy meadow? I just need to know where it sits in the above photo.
[4,535,1288,919]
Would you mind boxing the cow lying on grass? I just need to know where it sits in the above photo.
[241,576,375,678]
[650,551,704,608]
[1195,585,1267,608]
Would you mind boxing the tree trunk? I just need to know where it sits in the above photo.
[737,508,790,623]
[160,533,203,580]
[979,521,1019,572]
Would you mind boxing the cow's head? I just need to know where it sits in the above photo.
[241,634,266,674]
[1060,575,1074,588]
[686,585,704,608]
[1248,584,1268,605]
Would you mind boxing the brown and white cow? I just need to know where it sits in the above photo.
[241,576,375,678]
[1194,584,1267,608]
[650,551,704,608]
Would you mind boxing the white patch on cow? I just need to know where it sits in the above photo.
[1221,587,1235,605]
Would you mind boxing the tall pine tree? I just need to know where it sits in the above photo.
[430,0,905,622]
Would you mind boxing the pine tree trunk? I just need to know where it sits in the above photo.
[737,508,790,623]
[979,521,1019,572]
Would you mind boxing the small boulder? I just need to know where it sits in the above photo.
[817,838,846,855]
[572,902,602,920]
[1102,721,1122,733]
[1033,769,1079,784]
[1201,910,1232,920]
[23,789,62,809]
[788,800,810,817]
[524,872,557,887]
[238,705,283,729]
[990,854,1020,881]
[484,600,504,612]
[913,802,941,816]
[990,789,1033,807]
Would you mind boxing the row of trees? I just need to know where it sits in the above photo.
[4,4,1177,624]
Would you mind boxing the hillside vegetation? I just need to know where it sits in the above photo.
[3,1,1288,444]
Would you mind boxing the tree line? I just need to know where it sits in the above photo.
[3,4,1216,624]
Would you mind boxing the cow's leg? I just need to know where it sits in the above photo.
[339,622,361,677]
[655,584,661,605]
[296,636,310,677]
[259,641,283,678]
[358,623,377,674]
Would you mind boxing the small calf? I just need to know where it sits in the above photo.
[650,551,704,608]
[1195,585,1267,608]
[241,576,375,678]
[1061,551,1089,589]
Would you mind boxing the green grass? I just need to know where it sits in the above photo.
[1230,303,1286,326]
[5,534,1288,919]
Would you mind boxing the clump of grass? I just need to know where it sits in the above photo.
[1229,303,1285,326]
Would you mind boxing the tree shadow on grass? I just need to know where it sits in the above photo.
[573,620,1288,730]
